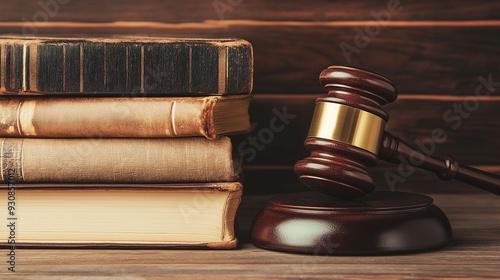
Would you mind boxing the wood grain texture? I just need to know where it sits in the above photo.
[235,94,500,167]
[1,194,499,279]
[0,24,497,94]
[1,0,499,22]
[242,165,500,195]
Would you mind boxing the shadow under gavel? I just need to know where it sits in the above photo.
[294,66,500,198]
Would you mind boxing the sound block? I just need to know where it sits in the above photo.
[251,191,452,255]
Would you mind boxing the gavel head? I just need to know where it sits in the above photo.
[294,66,398,198]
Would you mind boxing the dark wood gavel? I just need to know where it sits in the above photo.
[294,66,500,198]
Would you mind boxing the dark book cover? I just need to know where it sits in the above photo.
[0,37,253,96]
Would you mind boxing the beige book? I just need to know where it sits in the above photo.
[0,95,251,139]
[0,183,242,249]
[0,137,236,183]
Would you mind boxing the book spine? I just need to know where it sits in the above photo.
[0,137,236,183]
[0,97,222,139]
[0,40,253,95]
[218,185,243,246]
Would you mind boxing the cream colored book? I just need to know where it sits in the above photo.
[0,183,242,249]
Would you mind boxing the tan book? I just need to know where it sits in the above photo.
[0,137,237,183]
[0,182,242,249]
[0,95,251,139]
[0,36,253,96]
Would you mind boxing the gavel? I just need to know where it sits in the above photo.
[294,66,500,198]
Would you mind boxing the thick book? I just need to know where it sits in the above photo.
[0,182,242,248]
[0,137,237,183]
[0,36,253,95]
[0,95,251,139]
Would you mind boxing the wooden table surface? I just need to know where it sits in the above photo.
[2,192,499,279]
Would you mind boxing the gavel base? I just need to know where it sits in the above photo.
[251,191,453,255]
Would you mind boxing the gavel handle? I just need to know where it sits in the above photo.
[379,132,500,195]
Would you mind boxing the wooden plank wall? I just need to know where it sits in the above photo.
[1,0,499,194]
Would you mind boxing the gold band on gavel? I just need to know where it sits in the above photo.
[307,102,386,154]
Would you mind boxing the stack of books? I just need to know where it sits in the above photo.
[0,37,253,249]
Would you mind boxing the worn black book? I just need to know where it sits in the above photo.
[0,36,253,96]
